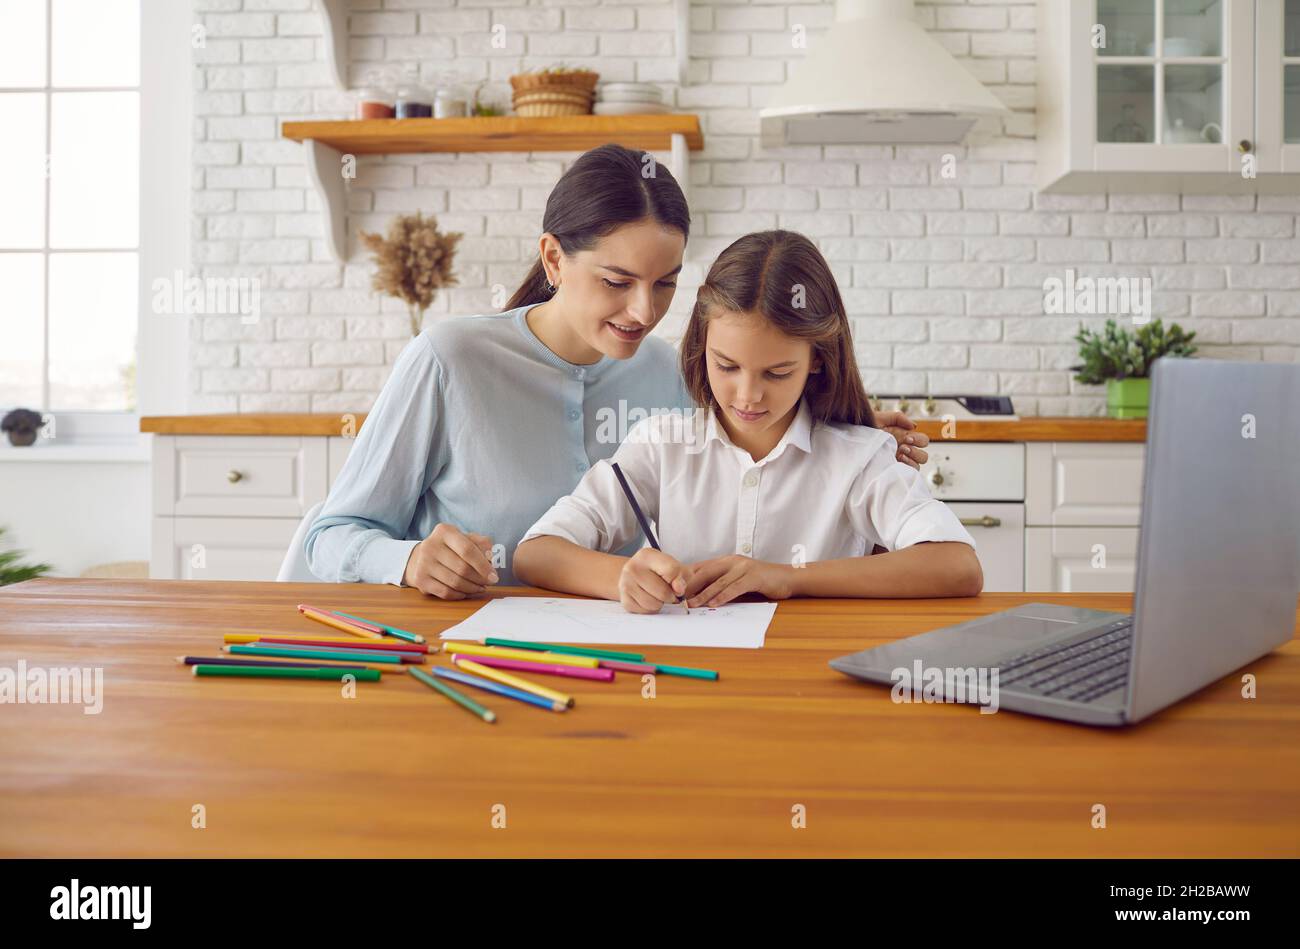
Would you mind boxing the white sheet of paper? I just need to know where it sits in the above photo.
[439,597,777,649]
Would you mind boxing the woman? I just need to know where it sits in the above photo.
[305,144,929,599]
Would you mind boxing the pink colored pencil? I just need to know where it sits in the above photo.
[598,658,657,674]
[450,653,614,682]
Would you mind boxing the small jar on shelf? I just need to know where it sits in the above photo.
[355,87,394,120]
[395,85,433,119]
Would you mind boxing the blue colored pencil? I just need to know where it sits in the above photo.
[431,666,567,713]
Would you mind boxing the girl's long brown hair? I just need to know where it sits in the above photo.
[680,230,876,428]
[505,144,691,310]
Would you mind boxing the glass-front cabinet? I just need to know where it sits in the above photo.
[1038,0,1300,189]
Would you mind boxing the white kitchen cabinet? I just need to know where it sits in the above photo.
[1025,442,1146,527]
[150,434,332,579]
[1038,0,1300,192]
[1025,527,1141,592]
[1025,442,1146,592]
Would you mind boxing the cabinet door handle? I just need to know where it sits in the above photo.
[959,515,1002,528]
[227,469,244,484]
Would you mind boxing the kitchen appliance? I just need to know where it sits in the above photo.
[871,393,1024,592]
[759,0,1010,147]
[832,359,1300,726]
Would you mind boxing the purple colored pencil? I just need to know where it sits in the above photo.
[176,655,370,671]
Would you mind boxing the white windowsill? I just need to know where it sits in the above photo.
[0,438,150,464]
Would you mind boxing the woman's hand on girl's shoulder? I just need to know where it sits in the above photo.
[873,409,930,469]
[684,555,795,608]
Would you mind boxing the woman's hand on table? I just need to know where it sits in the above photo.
[402,523,498,599]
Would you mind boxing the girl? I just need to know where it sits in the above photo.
[306,145,929,598]
[513,230,983,612]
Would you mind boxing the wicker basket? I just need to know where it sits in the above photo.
[510,70,598,116]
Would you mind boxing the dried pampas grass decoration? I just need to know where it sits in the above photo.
[359,213,463,336]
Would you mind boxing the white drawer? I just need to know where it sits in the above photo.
[152,436,327,517]
[153,516,301,581]
[1025,526,1139,593]
[943,501,1025,593]
[1026,443,1146,526]
[918,443,1024,501]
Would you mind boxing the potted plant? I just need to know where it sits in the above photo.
[1,408,45,447]
[1072,319,1198,418]
[0,527,50,586]
[359,212,462,337]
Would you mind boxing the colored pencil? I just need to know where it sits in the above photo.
[450,653,614,682]
[454,657,574,708]
[484,638,643,662]
[298,604,385,633]
[177,655,406,675]
[239,642,424,663]
[299,606,384,640]
[654,662,719,681]
[610,461,688,613]
[226,644,404,665]
[440,640,599,669]
[598,658,658,674]
[330,610,427,645]
[193,664,381,682]
[409,667,495,723]
[433,666,567,713]
[223,632,436,652]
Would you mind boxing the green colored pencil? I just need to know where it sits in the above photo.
[653,663,719,681]
[192,664,381,681]
[227,644,403,664]
[409,667,496,723]
[484,638,644,662]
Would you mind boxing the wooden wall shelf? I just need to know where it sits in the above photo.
[282,114,704,154]
[283,114,705,261]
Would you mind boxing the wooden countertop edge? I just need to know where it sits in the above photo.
[139,414,1148,441]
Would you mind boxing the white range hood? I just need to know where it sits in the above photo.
[759,0,1010,147]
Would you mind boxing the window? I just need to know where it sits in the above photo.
[0,0,141,416]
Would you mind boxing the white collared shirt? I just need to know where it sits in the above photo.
[519,399,975,567]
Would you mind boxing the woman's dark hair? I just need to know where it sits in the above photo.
[505,143,691,310]
[680,230,876,428]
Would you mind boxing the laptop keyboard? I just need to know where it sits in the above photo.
[996,618,1134,704]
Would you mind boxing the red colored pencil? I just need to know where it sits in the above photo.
[449,653,615,682]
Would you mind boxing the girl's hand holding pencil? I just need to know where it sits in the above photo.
[618,547,694,614]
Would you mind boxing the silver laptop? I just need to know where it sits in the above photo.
[831,358,1300,726]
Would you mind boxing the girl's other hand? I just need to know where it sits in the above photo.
[874,409,930,469]
[619,548,691,614]
[402,523,498,599]
[685,555,794,608]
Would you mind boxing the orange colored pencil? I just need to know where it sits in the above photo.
[299,606,383,640]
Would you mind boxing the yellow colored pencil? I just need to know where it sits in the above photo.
[455,657,575,708]
[223,632,437,652]
[300,608,384,640]
[441,640,599,669]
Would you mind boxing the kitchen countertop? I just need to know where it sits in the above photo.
[140,413,1147,442]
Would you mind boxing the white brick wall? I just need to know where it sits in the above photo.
[188,0,1300,415]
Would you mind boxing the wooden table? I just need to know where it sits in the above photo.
[1,579,1296,858]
